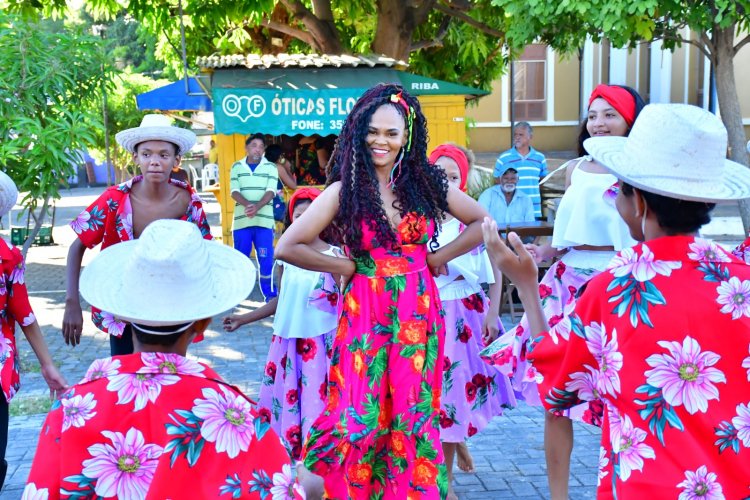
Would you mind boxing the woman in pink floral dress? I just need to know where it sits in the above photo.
[276,84,489,499]
[223,187,340,460]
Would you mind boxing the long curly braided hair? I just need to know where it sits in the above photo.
[326,84,448,257]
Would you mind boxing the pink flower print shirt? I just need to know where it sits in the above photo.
[528,236,750,498]
[23,353,305,500]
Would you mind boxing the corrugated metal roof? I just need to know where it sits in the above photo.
[196,53,406,69]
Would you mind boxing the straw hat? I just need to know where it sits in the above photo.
[0,171,18,219]
[584,103,750,202]
[115,114,196,156]
[80,220,255,327]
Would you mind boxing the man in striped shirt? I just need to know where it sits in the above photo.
[230,133,279,301]
[493,122,547,219]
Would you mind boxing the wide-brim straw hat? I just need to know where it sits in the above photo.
[584,103,750,203]
[80,220,255,327]
[0,171,18,219]
[115,114,196,155]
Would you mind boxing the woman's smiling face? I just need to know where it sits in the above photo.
[366,104,407,169]
[586,97,629,138]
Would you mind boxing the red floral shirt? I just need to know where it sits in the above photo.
[528,236,750,498]
[24,353,305,500]
[70,176,212,336]
[0,239,35,403]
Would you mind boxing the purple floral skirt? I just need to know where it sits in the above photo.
[480,259,605,425]
[258,332,333,459]
[440,291,516,442]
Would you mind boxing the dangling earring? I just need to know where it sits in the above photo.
[351,150,357,191]
[640,203,648,239]
[387,148,405,190]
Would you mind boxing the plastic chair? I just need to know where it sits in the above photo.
[187,165,204,191]
[202,163,219,187]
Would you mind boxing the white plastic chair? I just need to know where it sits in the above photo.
[202,163,219,187]
[187,165,204,191]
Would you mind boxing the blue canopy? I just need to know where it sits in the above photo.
[136,77,212,112]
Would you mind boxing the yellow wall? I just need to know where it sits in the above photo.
[736,50,750,117]
[469,125,578,153]
[466,53,581,152]
[466,80,502,122]
[418,95,468,152]
[214,134,247,246]
[671,44,687,102]
[554,54,581,122]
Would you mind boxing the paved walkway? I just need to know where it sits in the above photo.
[1,180,746,499]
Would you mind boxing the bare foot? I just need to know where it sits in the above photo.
[456,442,475,473]
[447,484,459,500]
[296,463,324,500]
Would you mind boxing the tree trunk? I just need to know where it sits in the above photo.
[372,0,435,61]
[21,196,50,258]
[712,24,750,234]
[282,0,344,53]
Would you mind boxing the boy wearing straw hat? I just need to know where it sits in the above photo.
[24,220,307,499]
[63,114,212,357]
[0,171,68,490]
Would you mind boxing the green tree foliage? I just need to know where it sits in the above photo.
[9,1,513,91]
[102,70,171,178]
[0,12,112,254]
[83,10,167,77]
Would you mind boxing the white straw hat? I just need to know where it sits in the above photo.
[115,114,196,155]
[80,220,256,326]
[0,171,18,219]
[584,103,750,202]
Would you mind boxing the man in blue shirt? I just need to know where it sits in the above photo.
[478,167,535,227]
[493,122,547,218]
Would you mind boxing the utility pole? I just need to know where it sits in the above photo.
[93,24,112,186]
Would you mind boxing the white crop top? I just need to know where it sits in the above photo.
[551,157,637,251]
[272,246,340,339]
[433,218,495,300]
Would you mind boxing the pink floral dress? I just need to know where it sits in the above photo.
[301,213,448,499]
[70,176,211,337]
[0,239,36,403]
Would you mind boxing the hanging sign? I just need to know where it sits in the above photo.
[213,87,367,136]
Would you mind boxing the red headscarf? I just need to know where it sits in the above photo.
[429,144,470,192]
[588,84,636,127]
[288,187,321,221]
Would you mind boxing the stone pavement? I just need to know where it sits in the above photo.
[0,181,746,499]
